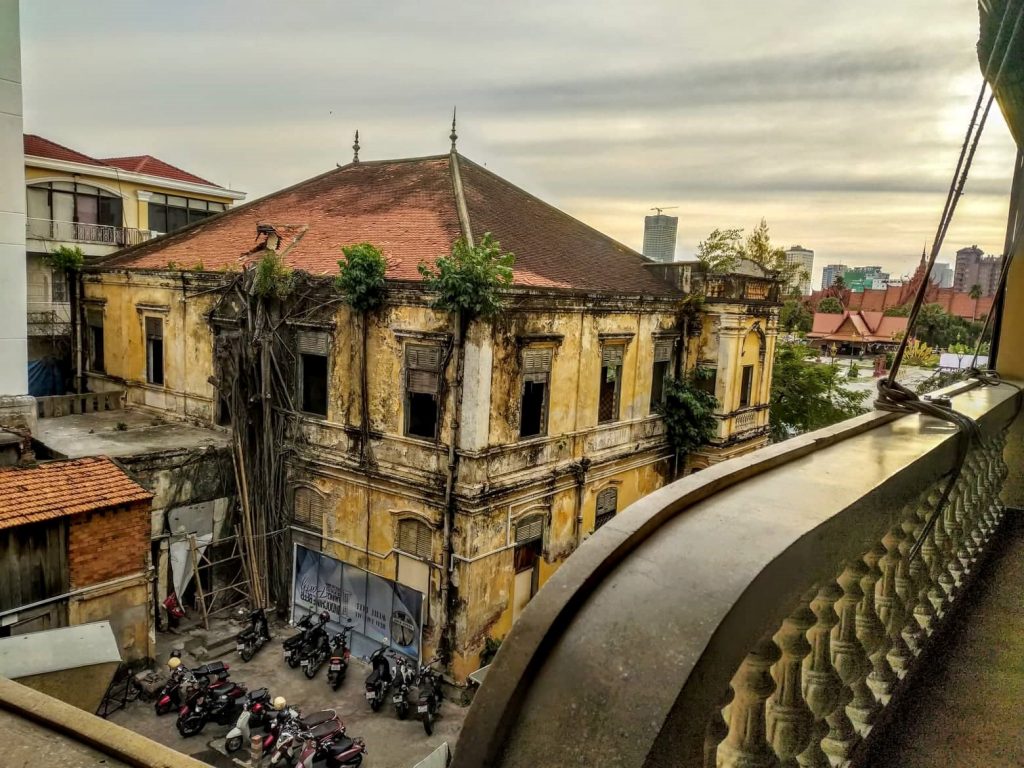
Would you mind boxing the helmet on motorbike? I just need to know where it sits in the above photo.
[168,657,182,670]
[318,610,330,624]
[273,696,287,710]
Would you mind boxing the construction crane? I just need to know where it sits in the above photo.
[649,206,678,216]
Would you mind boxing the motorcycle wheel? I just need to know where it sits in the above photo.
[241,645,255,663]
[422,710,434,736]
[225,735,244,753]
[397,702,408,720]
[304,660,318,679]
[287,655,300,669]
[370,696,382,712]
[177,716,206,738]
[155,699,173,716]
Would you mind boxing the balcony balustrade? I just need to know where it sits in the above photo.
[26,218,154,248]
[454,377,1021,768]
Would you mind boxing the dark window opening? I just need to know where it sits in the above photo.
[594,487,618,530]
[650,360,670,412]
[697,368,718,399]
[147,194,225,234]
[520,379,547,438]
[216,394,231,426]
[407,392,439,438]
[514,538,542,572]
[740,364,754,408]
[145,317,164,385]
[598,345,624,424]
[300,353,328,416]
[51,270,68,303]
[87,313,104,373]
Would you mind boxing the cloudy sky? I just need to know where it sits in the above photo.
[20,1,1019,288]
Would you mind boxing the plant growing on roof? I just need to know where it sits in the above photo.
[252,250,294,299]
[417,233,514,320]
[42,244,85,273]
[695,228,743,274]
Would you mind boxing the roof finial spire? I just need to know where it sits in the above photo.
[352,130,360,164]
[921,242,927,263]
[449,107,458,152]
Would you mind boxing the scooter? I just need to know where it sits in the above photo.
[390,652,415,720]
[326,626,353,691]
[364,646,393,712]
[237,607,271,662]
[224,687,272,753]
[296,732,365,768]
[155,660,232,715]
[300,625,331,680]
[416,658,443,736]
[268,709,340,767]
[176,678,247,737]
[283,613,317,669]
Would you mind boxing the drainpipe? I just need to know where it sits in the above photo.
[72,269,83,393]
[440,309,464,663]
[572,457,591,545]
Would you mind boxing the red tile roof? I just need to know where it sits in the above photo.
[104,154,677,296]
[807,310,908,343]
[24,134,105,167]
[0,457,152,532]
[100,155,215,186]
[24,134,223,188]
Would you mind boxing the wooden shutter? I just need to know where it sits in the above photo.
[523,347,552,383]
[86,308,103,328]
[653,339,673,363]
[596,488,618,516]
[145,316,162,339]
[297,330,329,356]
[601,345,624,367]
[406,344,441,394]
[397,519,432,559]
[514,515,544,544]
[294,488,324,530]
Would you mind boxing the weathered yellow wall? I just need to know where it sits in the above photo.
[68,579,153,662]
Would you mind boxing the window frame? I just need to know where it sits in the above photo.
[519,347,552,439]
[396,518,433,560]
[144,316,164,386]
[85,308,105,373]
[598,344,625,424]
[404,343,442,440]
[594,487,618,530]
[293,486,325,531]
[649,338,674,414]
[740,364,755,408]
[146,193,223,234]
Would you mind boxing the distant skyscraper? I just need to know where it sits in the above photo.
[642,214,678,263]
[933,262,954,288]
[784,245,814,295]
[821,264,849,290]
[954,245,1001,295]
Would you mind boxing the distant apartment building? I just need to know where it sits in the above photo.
[843,265,889,293]
[783,245,814,295]
[953,245,1001,295]
[642,213,678,263]
[933,262,954,288]
[23,135,244,385]
[820,263,849,290]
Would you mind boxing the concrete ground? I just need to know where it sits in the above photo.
[108,621,465,768]
[821,357,938,400]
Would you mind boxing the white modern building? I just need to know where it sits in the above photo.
[642,214,678,263]
[784,245,814,295]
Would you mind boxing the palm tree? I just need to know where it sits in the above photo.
[969,283,983,322]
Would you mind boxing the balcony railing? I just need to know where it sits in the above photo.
[36,390,125,418]
[455,377,1021,767]
[26,218,154,248]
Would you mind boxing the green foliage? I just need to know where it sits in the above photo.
[832,275,847,291]
[252,250,294,299]
[847,362,859,379]
[818,297,844,314]
[769,341,868,441]
[918,369,968,394]
[676,293,705,337]
[696,228,743,274]
[780,299,813,333]
[902,338,938,367]
[883,304,910,317]
[968,283,983,300]
[661,370,718,458]
[418,232,514,319]
[480,636,503,666]
[336,242,387,312]
[901,303,988,349]
[42,245,85,272]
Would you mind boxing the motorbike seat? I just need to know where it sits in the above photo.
[301,710,337,729]
[310,720,342,740]
[327,737,355,756]
[249,687,269,701]
[195,661,227,676]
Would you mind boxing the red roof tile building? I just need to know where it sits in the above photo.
[806,310,909,352]
[0,457,154,659]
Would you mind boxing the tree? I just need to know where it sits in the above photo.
[884,304,910,317]
[337,243,388,464]
[695,228,743,274]
[902,338,938,367]
[740,219,808,288]
[832,275,847,291]
[969,283,983,321]
[818,297,844,314]
[780,299,813,333]
[769,341,868,441]
[661,371,718,464]
[42,245,85,391]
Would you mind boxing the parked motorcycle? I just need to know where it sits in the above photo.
[296,732,365,768]
[364,645,393,712]
[416,658,443,736]
[283,612,317,669]
[155,659,231,716]
[176,678,247,737]
[390,652,415,720]
[326,626,353,691]
[224,687,272,753]
[268,709,340,767]
[237,607,271,662]
[300,621,332,680]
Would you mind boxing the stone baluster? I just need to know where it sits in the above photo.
[973,443,995,540]
[858,544,897,702]
[956,450,982,567]
[926,485,957,605]
[800,582,851,768]
[717,636,782,768]
[991,433,1008,526]
[705,688,735,768]
[767,601,814,767]
[830,562,878,736]
[917,492,949,619]
[896,507,927,655]
[877,527,912,676]
[942,469,967,590]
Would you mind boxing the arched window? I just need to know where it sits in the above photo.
[397,518,432,559]
[293,487,325,531]
[595,488,618,530]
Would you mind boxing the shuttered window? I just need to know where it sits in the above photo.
[514,515,544,544]
[294,487,325,530]
[522,348,552,382]
[599,345,624,424]
[397,518,432,559]
[601,345,624,367]
[145,316,164,385]
[86,309,105,373]
[406,344,442,438]
[651,338,674,412]
[520,347,552,439]
[296,330,329,356]
[594,488,618,530]
[653,339,673,363]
